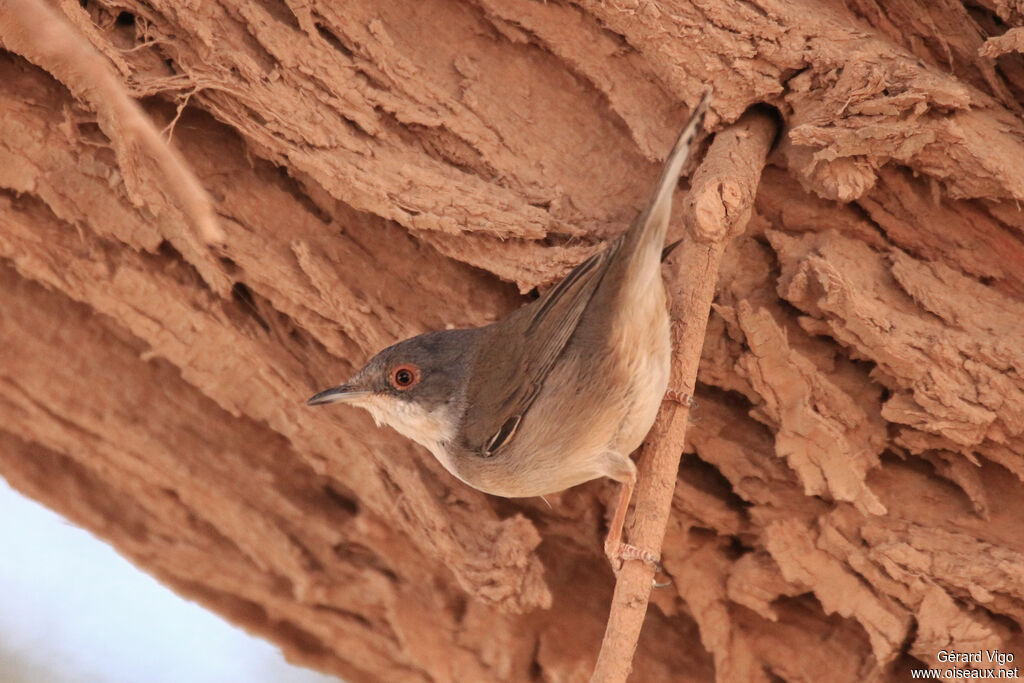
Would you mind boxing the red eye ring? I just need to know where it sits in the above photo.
[391,364,420,390]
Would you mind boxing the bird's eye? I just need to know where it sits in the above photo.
[391,364,420,390]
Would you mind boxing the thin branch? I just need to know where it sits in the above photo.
[161,86,200,142]
[0,0,226,248]
[591,108,779,683]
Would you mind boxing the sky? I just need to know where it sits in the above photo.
[0,478,337,683]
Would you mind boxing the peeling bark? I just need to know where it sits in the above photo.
[1,0,1024,680]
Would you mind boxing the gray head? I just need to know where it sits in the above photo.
[307,328,480,454]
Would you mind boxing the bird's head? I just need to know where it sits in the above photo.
[307,328,478,454]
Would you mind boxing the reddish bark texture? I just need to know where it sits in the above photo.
[1,0,1023,681]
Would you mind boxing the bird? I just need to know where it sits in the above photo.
[309,93,710,568]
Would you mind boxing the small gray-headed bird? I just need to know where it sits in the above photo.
[310,94,710,566]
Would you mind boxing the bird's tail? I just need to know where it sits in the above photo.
[623,90,711,258]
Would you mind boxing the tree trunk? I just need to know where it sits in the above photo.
[1,0,1023,680]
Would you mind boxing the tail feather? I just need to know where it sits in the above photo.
[624,89,711,256]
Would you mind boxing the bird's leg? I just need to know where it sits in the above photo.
[604,474,663,572]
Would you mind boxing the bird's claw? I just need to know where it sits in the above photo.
[605,542,664,573]
[664,389,693,406]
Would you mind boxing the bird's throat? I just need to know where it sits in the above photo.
[354,395,457,467]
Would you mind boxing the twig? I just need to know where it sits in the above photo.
[0,0,226,246]
[162,86,200,142]
[591,108,779,682]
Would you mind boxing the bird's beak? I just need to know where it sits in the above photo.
[307,384,372,406]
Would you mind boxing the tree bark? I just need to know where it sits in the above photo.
[1,0,1023,681]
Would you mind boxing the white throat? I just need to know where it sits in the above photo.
[354,395,457,470]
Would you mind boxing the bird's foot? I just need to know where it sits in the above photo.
[605,541,663,573]
[664,388,693,406]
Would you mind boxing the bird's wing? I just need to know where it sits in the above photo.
[459,92,711,457]
[459,239,622,456]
